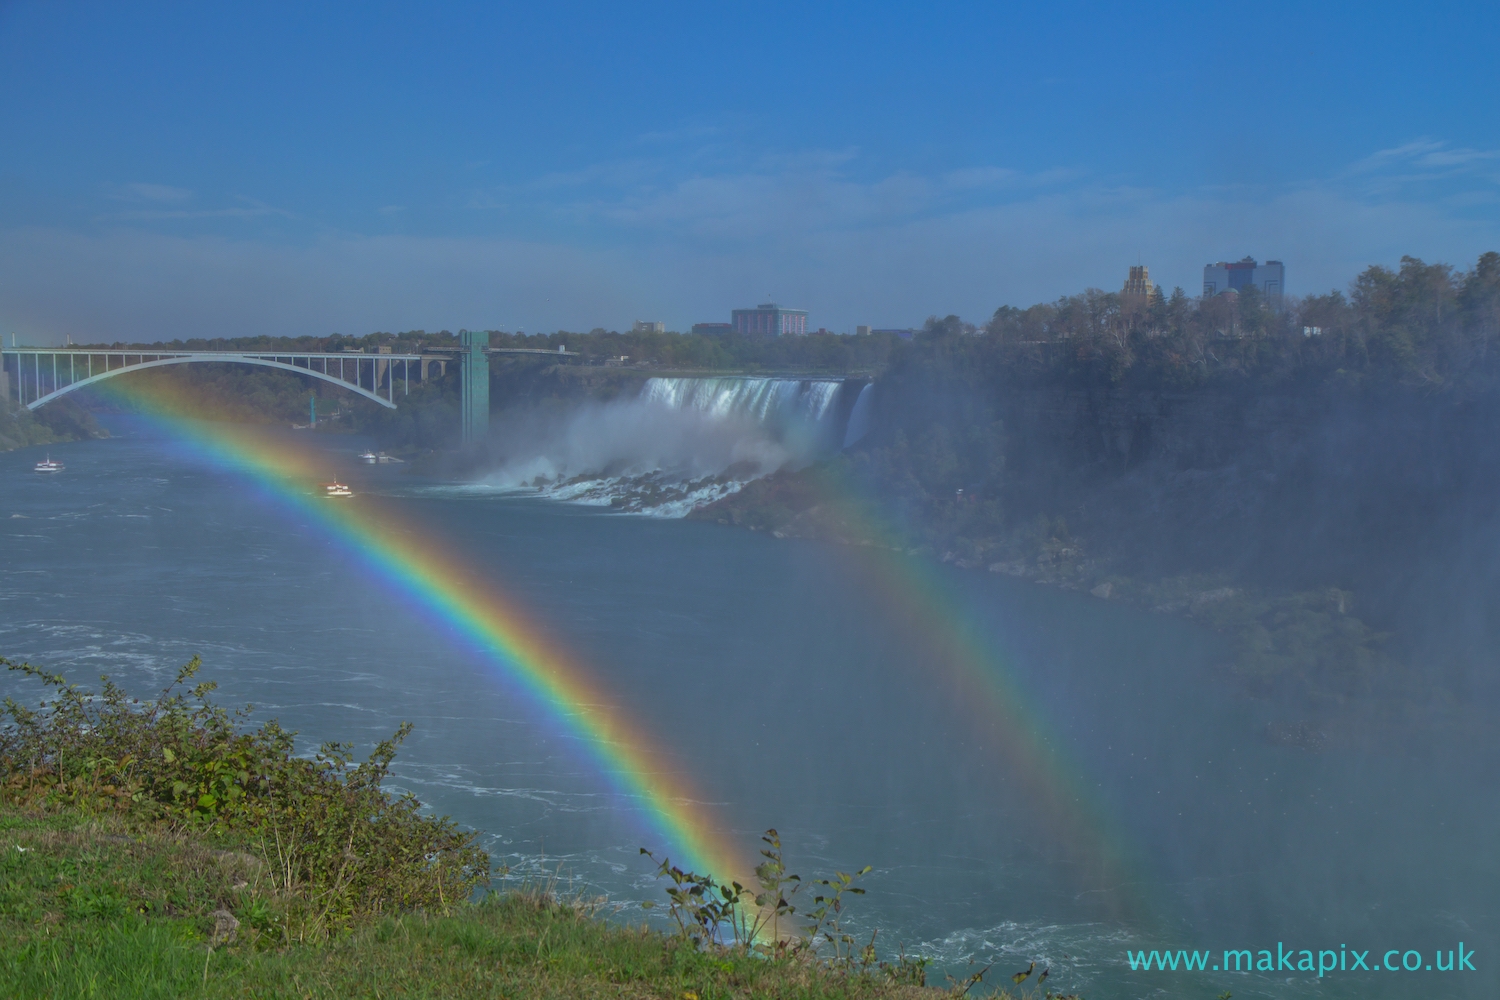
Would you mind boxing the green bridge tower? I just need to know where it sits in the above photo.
[456,329,492,443]
[459,329,490,444]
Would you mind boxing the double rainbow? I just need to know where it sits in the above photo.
[95,372,1144,923]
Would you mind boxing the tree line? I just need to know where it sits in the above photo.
[95,252,1500,391]
[977,252,1500,392]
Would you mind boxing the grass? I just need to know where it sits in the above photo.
[0,803,961,999]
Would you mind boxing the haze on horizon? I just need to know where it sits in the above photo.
[2,1,1497,344]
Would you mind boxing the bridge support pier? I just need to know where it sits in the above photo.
[459,330,489,444]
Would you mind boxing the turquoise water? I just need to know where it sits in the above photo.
[2,422,1496,998]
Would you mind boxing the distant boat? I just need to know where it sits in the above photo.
[33,455,64,473]
[322,481,354,498]
[359,450,378,463]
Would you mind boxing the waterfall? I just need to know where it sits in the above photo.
[479,376,856,516]
[842,382,873,448]
[640,377,843,432]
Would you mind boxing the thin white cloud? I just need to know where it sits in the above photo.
[1417,148,1500,168]
[1343,138,1500,196]
[466,192,508,211]
[101,207,274,222]
[938,166,1082,191]
[1347,139,1448,174]
[565,155,1078,239]
[93,196,294,223]
[941,166,1022,190]
[105,181,195,203]
[632,122,726,147]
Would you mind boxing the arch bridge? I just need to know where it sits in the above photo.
[3,334,580,442]
[1,347,431,411]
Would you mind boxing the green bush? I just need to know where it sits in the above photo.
[0,656,488,935]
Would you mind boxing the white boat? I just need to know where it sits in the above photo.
[33,455,64,473]
[358,451,378,463]
[322,481,354,498]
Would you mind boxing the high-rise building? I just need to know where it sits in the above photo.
[1203,257,1284,302]
[1121,265,1155,307]
[632,320,665,334]
[731,303,808,336]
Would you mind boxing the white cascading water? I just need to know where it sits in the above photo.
[842,382,873,448]
[479,377,849,516]
[641,377,842,428]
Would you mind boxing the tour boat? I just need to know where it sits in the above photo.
[359,450,378,463]
[33,455,64,473]
[322,481,354,498]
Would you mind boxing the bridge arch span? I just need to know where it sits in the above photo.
[19,354,401,411]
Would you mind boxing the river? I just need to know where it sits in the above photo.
[2,419,1496,999]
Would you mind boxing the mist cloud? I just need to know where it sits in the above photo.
[483,399,794,491]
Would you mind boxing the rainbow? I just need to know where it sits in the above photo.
[851,544,1143,919]
[97,379,748,886]
[759,463,1148,921]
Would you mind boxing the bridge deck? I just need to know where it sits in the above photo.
[2,347,427,411]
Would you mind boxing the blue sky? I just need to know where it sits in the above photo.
[2,1,1497,343]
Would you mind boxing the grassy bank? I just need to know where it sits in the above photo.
[0,657,1068,999]
[0,806,948,999]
